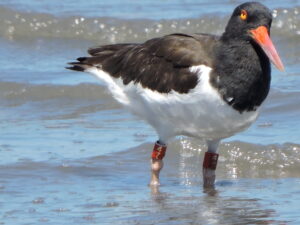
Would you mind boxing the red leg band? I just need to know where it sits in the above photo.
[203,152,219,170]
[151,141,167,160]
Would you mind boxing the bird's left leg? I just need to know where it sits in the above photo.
[203,140,220,188]
[150,140,167,186]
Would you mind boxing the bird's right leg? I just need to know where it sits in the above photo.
[150,140,167,186]
[203,140,220,188]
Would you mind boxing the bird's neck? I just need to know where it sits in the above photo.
[210,39,271,113]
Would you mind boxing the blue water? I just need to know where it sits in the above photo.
[0,0,300,224]
[0,0,299,19]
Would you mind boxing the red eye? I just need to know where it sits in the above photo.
[240,10,248,20]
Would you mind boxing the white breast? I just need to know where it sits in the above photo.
[87,65,259,142]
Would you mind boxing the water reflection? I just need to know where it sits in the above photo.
[149,184,283,225]
[146,141,288,224]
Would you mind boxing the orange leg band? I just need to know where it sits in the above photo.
[151,141,167,160]
[203,152,219,170]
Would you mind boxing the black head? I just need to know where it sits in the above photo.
[223,2,272,41]
[222,2,284,71]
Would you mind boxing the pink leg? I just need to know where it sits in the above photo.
[150,141,167,186]
[203,140,220,188]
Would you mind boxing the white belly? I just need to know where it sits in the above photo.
[87,65,259,141]
[125,85,259,141]
[139,97,259,141]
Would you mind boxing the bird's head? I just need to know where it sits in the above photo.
[223,2,284,71]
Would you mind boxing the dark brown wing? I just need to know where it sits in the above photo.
[67,33,219,93]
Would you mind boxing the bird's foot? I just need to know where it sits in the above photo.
[203,168,216,188]
[149,141,167,186]
[150,159,164,186]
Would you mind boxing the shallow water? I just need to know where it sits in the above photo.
[1,141,300,224]
[0,0,300,224]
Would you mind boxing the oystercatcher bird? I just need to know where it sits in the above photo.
[67,2,284,188]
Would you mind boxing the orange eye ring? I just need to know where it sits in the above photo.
[240,9,248,20]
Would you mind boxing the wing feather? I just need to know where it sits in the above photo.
[67,33,219,93]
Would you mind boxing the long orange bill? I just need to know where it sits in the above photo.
[250,26,284,71]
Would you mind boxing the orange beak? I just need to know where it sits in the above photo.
[250,26,284,71]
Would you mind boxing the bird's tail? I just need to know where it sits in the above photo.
[66,43,135,72]
[66,44,135,105]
